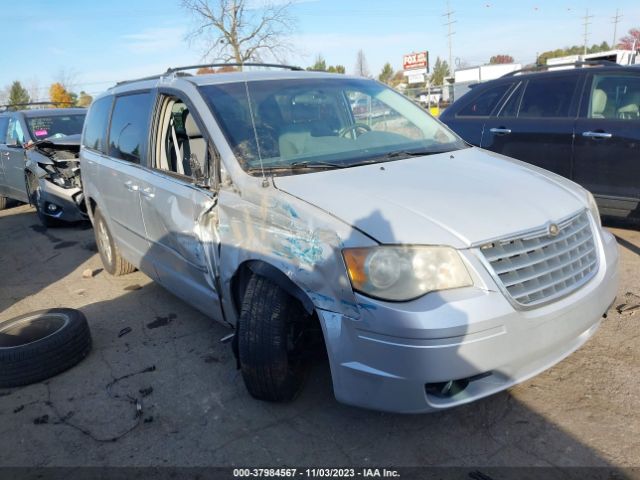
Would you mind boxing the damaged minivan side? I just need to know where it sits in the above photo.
[0,108,87,226]
[81,66,619,413]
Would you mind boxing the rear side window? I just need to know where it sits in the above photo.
[108,92,153,164]
[83,96,113,153]
[0,117,8,144]
[519,76,578,118]
[457,83,510,117]
[587,74,640,120]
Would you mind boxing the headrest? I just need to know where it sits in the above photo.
[592,89,607,115]
[183,110,201,137]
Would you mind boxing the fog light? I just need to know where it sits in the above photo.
[47,203,59,213]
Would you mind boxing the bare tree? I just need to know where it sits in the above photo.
[354,49,369,77]
[26,77,41,103]
[181,0,297,64]
[56,68,79,94]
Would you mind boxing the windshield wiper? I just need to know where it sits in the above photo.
[385,149,445,159]
[288,160,347,169]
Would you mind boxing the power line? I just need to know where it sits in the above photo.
[582,8,593,55]
[612,8,623,48]
[442,0,456,74]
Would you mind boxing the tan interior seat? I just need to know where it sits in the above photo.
[591,89,607,118]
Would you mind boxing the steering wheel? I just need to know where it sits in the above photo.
[339,123,372,138]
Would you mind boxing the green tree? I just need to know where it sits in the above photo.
[76,91,93,107]
[7,81,30,110]
[378,62,394,84]
[327,65,345,74]
[307,54,327,71]
[430,57,450,86]
[538,42,611,65]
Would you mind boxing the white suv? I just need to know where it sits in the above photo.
[80,65,619,413]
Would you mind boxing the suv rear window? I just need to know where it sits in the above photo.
[457,83,510,117]
[83,96,113,153]
[108,92,153,164]
[519,76,578,118]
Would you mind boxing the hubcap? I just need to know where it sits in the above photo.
[97,220,113,265]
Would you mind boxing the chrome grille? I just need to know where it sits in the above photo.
[480,211,598,307]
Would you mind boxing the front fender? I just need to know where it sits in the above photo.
[216,182,376,326]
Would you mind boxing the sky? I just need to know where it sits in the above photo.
[1,0,639,101]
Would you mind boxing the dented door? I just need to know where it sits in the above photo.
[137,170,224,322]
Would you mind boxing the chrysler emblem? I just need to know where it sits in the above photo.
[547,223,560,237]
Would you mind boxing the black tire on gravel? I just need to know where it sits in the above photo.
[0,308,92,388]
[238,274,311,402]
[0,196,6,210]
[93,207,136,276]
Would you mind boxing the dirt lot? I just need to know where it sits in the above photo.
[0,203,639,468]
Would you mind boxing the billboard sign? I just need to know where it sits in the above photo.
[403,51,429,72]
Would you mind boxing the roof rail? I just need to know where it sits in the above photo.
[113,62,304,88]
[0,101,77,112]
[166,62,304,74]
[502,59,621,77]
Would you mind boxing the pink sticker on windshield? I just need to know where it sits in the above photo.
[35,129,48,137]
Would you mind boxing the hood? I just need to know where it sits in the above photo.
[273,147,586,248]
[34,134,81,149]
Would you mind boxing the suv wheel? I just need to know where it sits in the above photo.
[93,207,136,276]
[238,274,312,402]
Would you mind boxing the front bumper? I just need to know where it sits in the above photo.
[39,179,87,223]
[318,227,619,413]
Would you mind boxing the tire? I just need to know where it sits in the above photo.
[238,274,311,402]
[0,308,92,388]
[93,207,136,276]
[0,196,6,210]
[27,175,62,228]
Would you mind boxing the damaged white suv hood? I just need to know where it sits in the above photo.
[274,147,586,248]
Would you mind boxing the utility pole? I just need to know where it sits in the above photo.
[612,9,623,48]
[582,9,593,56]
[443,0,456,76]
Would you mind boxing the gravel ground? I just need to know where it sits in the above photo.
[0,204,638,469]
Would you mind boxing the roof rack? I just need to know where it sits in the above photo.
[114,62,303,88]
[0,101,77,112]
[166,62,303,74]
[502,59,621,77]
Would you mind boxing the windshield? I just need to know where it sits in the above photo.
[199,78,466,174]
[26,114,86,141]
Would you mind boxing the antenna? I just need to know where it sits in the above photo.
[582,9,594,56]
[612,9,623,48]
[442,0,456,75]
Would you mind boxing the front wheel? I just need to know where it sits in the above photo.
[28,176,61,228]
[238,275,312,402]
[93,207,136,276]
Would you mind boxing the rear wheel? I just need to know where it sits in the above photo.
[93,207,136,276]
[238,275,313,402]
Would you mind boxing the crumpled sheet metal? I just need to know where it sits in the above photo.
[215,184,375,323]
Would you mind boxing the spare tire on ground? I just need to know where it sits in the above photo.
[0,308,92,388]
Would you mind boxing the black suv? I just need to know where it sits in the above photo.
[440,62,640,220]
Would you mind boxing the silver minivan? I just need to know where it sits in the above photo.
[80,66,619,413]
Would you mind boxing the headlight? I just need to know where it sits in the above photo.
[342,246,473,301]
[587,191,601,226]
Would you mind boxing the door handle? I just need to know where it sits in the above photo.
[124,181,139,192]
[582,131,612,139]
[1,152,9,157]
[140,187,155,199]
[489,127,512,135]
